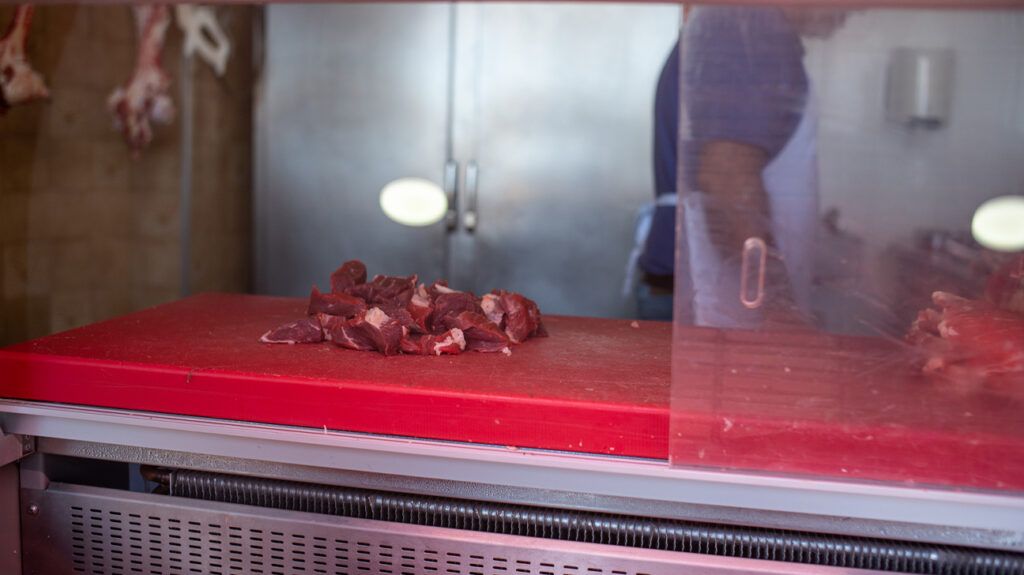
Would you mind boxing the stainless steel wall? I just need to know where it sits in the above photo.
[255,3,680,317]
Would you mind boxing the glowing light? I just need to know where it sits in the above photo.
[971,195,1024,252]
[379,178,448,227]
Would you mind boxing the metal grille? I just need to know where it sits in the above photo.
[164,469,1024,575]
[65,506,655,575]
[27,483,773,575]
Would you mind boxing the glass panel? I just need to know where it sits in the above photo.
[669,5,1024,491]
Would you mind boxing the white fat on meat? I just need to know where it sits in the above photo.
[433,328,466,355]
[364,307,390,328]
[412,287,431,308]
[480,294,505,326]
[433,284,458,295]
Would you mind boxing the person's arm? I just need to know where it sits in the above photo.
[698,139,808,327]
[696,140,773,256]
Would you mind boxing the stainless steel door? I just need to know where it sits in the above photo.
[255,4,453,295]
[449,4,681,317]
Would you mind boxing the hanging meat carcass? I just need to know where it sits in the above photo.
[108,5,174,152]
[0,5,48,112]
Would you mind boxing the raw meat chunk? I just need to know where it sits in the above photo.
[379,301,421,334]
[986,255,1024,314]
[346,274,417,306]
[431,292,483,333]
[480,293,505,327]
[331,308,404,355]
[407,287,433,333]
[427,280,459,298]
[492,290,545,343]
[907,291,1024,382]
[442,311,511,353]
[331,260,368,293]
[316,313,345,343]
[260,259,544,357]
[259,317,323,344]
[400,328,466,356]
[308,286,366,318]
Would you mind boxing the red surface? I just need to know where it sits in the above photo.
[670,328,1024,492]
[1,293,1022,492]
[0,294,670,457]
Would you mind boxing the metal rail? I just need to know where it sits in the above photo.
[2,399,1022,552]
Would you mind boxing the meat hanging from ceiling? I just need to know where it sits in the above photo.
[0,4,48,113]
[108,4,175,153]
[259,260,547,356]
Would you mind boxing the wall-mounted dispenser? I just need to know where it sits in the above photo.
[886,47,955,129]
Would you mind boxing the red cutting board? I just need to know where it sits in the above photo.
[0,293,670,457]
[1,293,1022,492]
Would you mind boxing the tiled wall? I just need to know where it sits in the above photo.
[0,5,253,345]
[807,8,1024,248]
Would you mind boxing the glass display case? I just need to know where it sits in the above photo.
[667,4,1024,492]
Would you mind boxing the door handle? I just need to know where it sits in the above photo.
[443,160,458,231]
[464,161,479,232]
[740,237,767,309]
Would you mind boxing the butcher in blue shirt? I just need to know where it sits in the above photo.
[636,6,846,326]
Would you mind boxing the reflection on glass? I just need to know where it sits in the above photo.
[668,5,1024,493]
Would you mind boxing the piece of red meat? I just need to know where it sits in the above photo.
[330,260,368,293]
[316,313,345,343]
[480,293,505,328]
[427,280,461,299]
[491,290,545,343]
[431,292,483,333]
[308,286,366,318]
[442,311,511,353]
[346,274,417,306]
[378,301,422,334]
[330,307,405,355]
[259,317,323,344]
[407,286,433,333]
[400,328,466,356]
[986,255,1024,314]
[907,291,1024,382]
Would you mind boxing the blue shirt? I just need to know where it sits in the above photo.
[640,6,808,277]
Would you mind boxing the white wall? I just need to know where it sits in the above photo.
[805,8,1024,249]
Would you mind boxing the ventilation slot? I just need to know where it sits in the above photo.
[159,468,1024,575]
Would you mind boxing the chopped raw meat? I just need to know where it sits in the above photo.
[986,255,1024,314]
[431,292,483,334]
[260,259,544,357]
[328,317,377,352]
[492,290,544,343]
[379,301,421,334]
[259,317,323,344]
[308,286,366,318]
[316,313,345,343]
[427,280,460,299]
[400,328,466,356]
[407,287,433,333]
[346,274,417,306]
[442,311,511,353]
[907,291,1024,382]
[330,260,368,293]
[331,308,404,355]
[480,293,505,327]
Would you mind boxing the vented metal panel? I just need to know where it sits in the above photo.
[22,483,855,575]
[161,469,1024,575]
